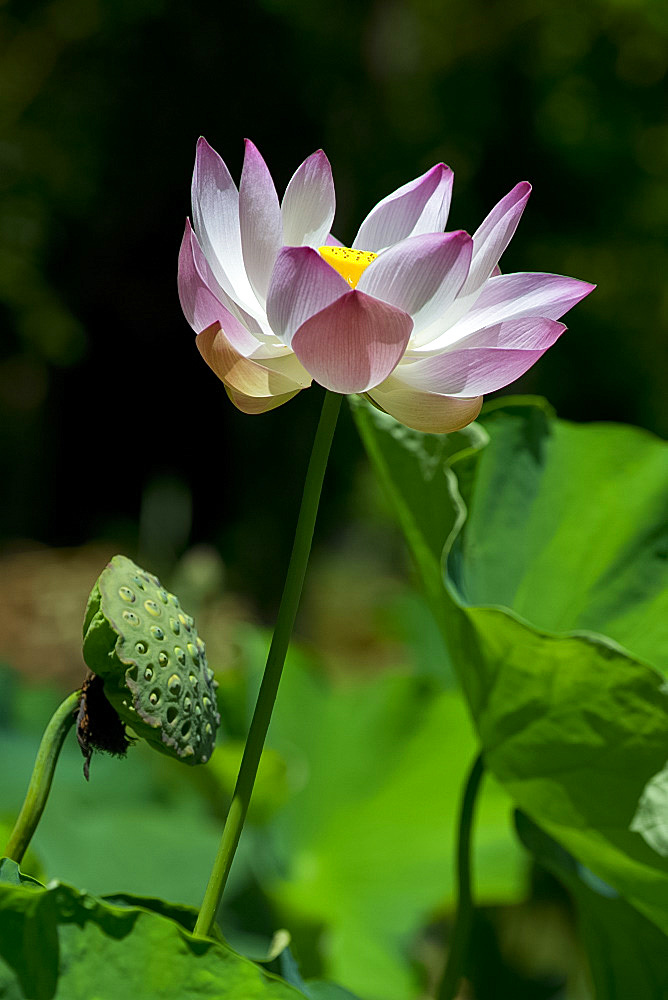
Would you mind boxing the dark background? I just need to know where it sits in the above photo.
[2,0,667,604]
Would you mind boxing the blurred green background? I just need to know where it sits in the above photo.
[1,0,667,597]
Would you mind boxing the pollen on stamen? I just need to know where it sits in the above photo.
[318,245,377,288]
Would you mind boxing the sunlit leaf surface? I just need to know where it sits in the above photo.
[352,395,668,941]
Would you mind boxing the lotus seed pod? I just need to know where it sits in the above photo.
[82,555,221,764]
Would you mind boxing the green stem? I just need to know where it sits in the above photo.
[437,751,485,1000]
[194,389,342,938]
[4,690,80,864]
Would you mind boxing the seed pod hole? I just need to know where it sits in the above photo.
[122,610,140,626]
[181,721,191,738]
[158,651,169,667]
[119,586,135,603]
[144,600,161,617]
[166,706,178,724]
[135,641,148,655]
[150,626,164,640]
[149,689,161,706]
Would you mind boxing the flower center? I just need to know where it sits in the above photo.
[318,245,377,288]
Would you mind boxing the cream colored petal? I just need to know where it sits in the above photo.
[225,385,302,414]
[366,376,482,433]
[196,322,311,397]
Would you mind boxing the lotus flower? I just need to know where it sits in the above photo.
[178,139,594,432]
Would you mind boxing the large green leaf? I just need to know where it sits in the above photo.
[352,395,668,938]
[235,629,525,1000]
[0,861,303,1000]
[450,397,668,674]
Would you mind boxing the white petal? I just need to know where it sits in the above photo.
[281,150,336,248]
[239,140,283,305]
[191,138,258,315]
[352,164,454,251]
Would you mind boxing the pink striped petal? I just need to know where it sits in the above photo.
[461,182,531,295]
[455,316,566,350]
[178,220,262,357]
[358,231,473,342]
[266,246,349,345]
[282,150,336,249]
[325,233,343,246]
[367,377,483,433]
[191,138,256,310]
[239,140,283,304]
[291,291,413,393]
[444,272,595,340]
[397,318,566,396]
[353,164,454,252]
[196,322,311,397]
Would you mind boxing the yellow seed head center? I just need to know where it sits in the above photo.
[318,245,377,288]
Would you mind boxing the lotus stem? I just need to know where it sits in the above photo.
[437,751,485,1000]
[194,389,342,938]
[4,690,81,864]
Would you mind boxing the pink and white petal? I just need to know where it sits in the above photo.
[191,138,257,311]
[196,323,311,397]
[226,385,302,414]
[421,183,532,343]
[442,272,595,341]
[178,221,264,357]
[282,150,336,249]
[325,233,343,246]
[239,139,284,304]
[178,219,276,356]
[396,319,566,396]
[291,290,413,394]
[189,223,280,351]
[352,164,454,252]
[266,246,350,345]
[178,221,225,333]
[452,316,566,351]
[358,231,473,345]
[367,377,482,433]
[461,181,531,295]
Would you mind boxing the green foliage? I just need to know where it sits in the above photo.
[82,554,220,764]
[0,860,366,1000]
[1,616,523,999]
[352,396,668,950]
[516,812,668,1000]
[0,860,303,1000]
[0,724,227,905]
[234,628,525,1000]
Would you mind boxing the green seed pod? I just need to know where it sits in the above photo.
[82,555,220,765]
